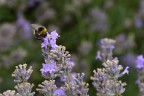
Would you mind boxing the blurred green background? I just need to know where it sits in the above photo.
[0,0,143,95]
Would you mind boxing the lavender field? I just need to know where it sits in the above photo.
[0,0,143,96]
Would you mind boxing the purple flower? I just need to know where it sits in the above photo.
[136,55,144,69]
[109,45,115,53]
[17,13,32,39]
[54,88,66,96]
[50,39,57,49]
[67,60,75,66]
[113,57,118,60]
[96,51,102,60]
[41,30,59,49]
[122,66,129,75]
[60,75,67,82]
[41,36,49,48]
[40,62,56,74]
[51,30,59,39]
[50,30,59,49]
[134,17,142,28]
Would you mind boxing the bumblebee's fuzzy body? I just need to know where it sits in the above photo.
[31,24,47,41]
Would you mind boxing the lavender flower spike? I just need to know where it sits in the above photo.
[12,64,35,95]
[37,80,57,96]
[15,82,35,96]
[12,64,33,83]
[92,58,128,95]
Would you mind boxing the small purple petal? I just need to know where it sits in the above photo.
[72,73,77,78]
[50,39,57,49]
[60,75,66,82]
[40,62,56,74]
[41,30,59,49]
[51,30,59,39]
[136,55,144,69]
[66,60,75,66]
[41,37,49,48]
[54,88,66,96]
[109,45,114,53]
[96,51,102,60]
[122,66,129,75]
[113,57,118,60]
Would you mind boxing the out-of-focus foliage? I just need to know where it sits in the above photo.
[0,0,143,95]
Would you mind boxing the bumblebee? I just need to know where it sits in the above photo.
[31,24,47,41]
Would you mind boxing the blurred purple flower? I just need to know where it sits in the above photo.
[40,62,56,74]
[136,55,144,69]
[115,33,135,54]
[134,17,142,28]
[122,53,136,67]
[87,7,109,33]
[17,12,32,39]
[28,0,44,8]
[109,45,115,53]
[54,88,66,96]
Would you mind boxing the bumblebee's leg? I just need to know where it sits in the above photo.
[34,32,42,40]
[34,32,45,42]
[35,36,44,42]
[39,36,44,42]
[35,36,41,40]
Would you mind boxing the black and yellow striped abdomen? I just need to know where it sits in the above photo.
[31,24,47,41]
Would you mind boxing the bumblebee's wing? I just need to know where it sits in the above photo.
[31,24,45,35]
[31,24,42,30]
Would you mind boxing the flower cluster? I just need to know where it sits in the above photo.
[62,73,89,96]
[1,0,143,95]
[41,30,59,49]
[0,30,129,96]
[92,38,129,96]
[91,59,128,96]
[36,80,57,96]
[0,64,35,96]
[0,90,20,96]
[12,64,35,96]
[37,30,89,96]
